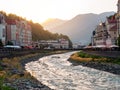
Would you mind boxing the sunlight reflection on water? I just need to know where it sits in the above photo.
[25,51,120,90]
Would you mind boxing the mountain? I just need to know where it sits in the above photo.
[42,12,115,44]
[42,18,67,30]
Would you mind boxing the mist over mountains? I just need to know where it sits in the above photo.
[42,12,115,44]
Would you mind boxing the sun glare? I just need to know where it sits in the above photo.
[0,0,117,23]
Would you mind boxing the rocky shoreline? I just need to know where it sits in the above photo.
[1,51,67,90]
[2,50,120,89]
[5,53,52,90]
[68,58,120,75]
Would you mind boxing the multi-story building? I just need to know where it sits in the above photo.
[92,23,108,46]
[0,14,6,45]
[19,21,32,46]
[59,38,69,49]
[6,19,32,46]
[105,15,117,45]
[38,39,69,49]
[6,19,18,45]
[117,0,120,37]
[92,0,120,47]
[92,17,117,47]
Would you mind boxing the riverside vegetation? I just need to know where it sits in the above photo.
[0,50,67,90]
[69,51,120,75]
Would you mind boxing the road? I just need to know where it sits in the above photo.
[25,51,120,90]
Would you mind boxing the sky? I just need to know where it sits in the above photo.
[0,0,118,23]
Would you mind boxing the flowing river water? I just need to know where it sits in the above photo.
[25,51,120,90]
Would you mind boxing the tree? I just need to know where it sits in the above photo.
[88,43,92,46]
[118,35,120,47]
[6,41,13,45]
[0,39,3,47]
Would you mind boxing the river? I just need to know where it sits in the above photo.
[25,51,120,90]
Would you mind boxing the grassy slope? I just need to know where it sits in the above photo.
[70,51,120,65]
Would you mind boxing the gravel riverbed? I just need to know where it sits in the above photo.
[5,53,52,90]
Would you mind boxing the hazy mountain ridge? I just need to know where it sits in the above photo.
[42,12,115,44]
[42,18,67,30]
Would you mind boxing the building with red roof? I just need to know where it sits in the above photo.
[6,19,32,46]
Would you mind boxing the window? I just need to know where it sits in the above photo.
[114,32,116,34]
[2,28,5,37]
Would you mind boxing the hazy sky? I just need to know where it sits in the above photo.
[0,0,118,23]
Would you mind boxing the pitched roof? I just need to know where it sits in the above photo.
[107,17,117,24]
[109,24,117,31]
[107,15,117,24]
[118,0,120,3]
[6,19,16,25]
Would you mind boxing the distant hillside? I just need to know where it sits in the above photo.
[43,12,115,44]
[0,11,72,47]
[42,18,67,30]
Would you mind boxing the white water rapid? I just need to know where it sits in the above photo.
[25,52,120,90]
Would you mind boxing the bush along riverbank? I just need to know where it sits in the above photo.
[0,50,67,90]
[68,51,120,75]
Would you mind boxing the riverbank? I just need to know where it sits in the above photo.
[68,51,120,75]
[0,50,67,90]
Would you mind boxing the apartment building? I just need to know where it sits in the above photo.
[6,19,18,45]
[105,16,117,45]
[0,12,34,47]
[117,0,120,37]
[92,23,108,46]
[19,21,32,46]
[0,14,6,45]
[92,0,119,47]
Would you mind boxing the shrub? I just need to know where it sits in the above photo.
[0,77,15,90]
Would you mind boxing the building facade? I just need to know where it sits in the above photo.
[0,13,32,47]
[6,19,18,45]
[92,0,120,47]
[117,0,120,37]
[105,16,117,45]
[0,14,6,45]
[38,39,69,49]
[92,23,108,46]
[19,20,32,46]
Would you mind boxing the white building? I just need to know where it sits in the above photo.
[0,14,6,45]
[117,0,120,37]
[38,39,69,49]
[92,23,107,46]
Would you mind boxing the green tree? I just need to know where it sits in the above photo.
[118,35,120,47]
[0,39,3,47]
[6,41,13,45]
[88,43,92,46]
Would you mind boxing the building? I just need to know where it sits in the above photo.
[38,39,69,49]
[19,21,32,46]
[105,16,117,45]
[92,23,108,46]
[91,0,120,47]
[6,19,18,45]
[6,19,32,46]
[117,0,120,37]
[0,14,6,45]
